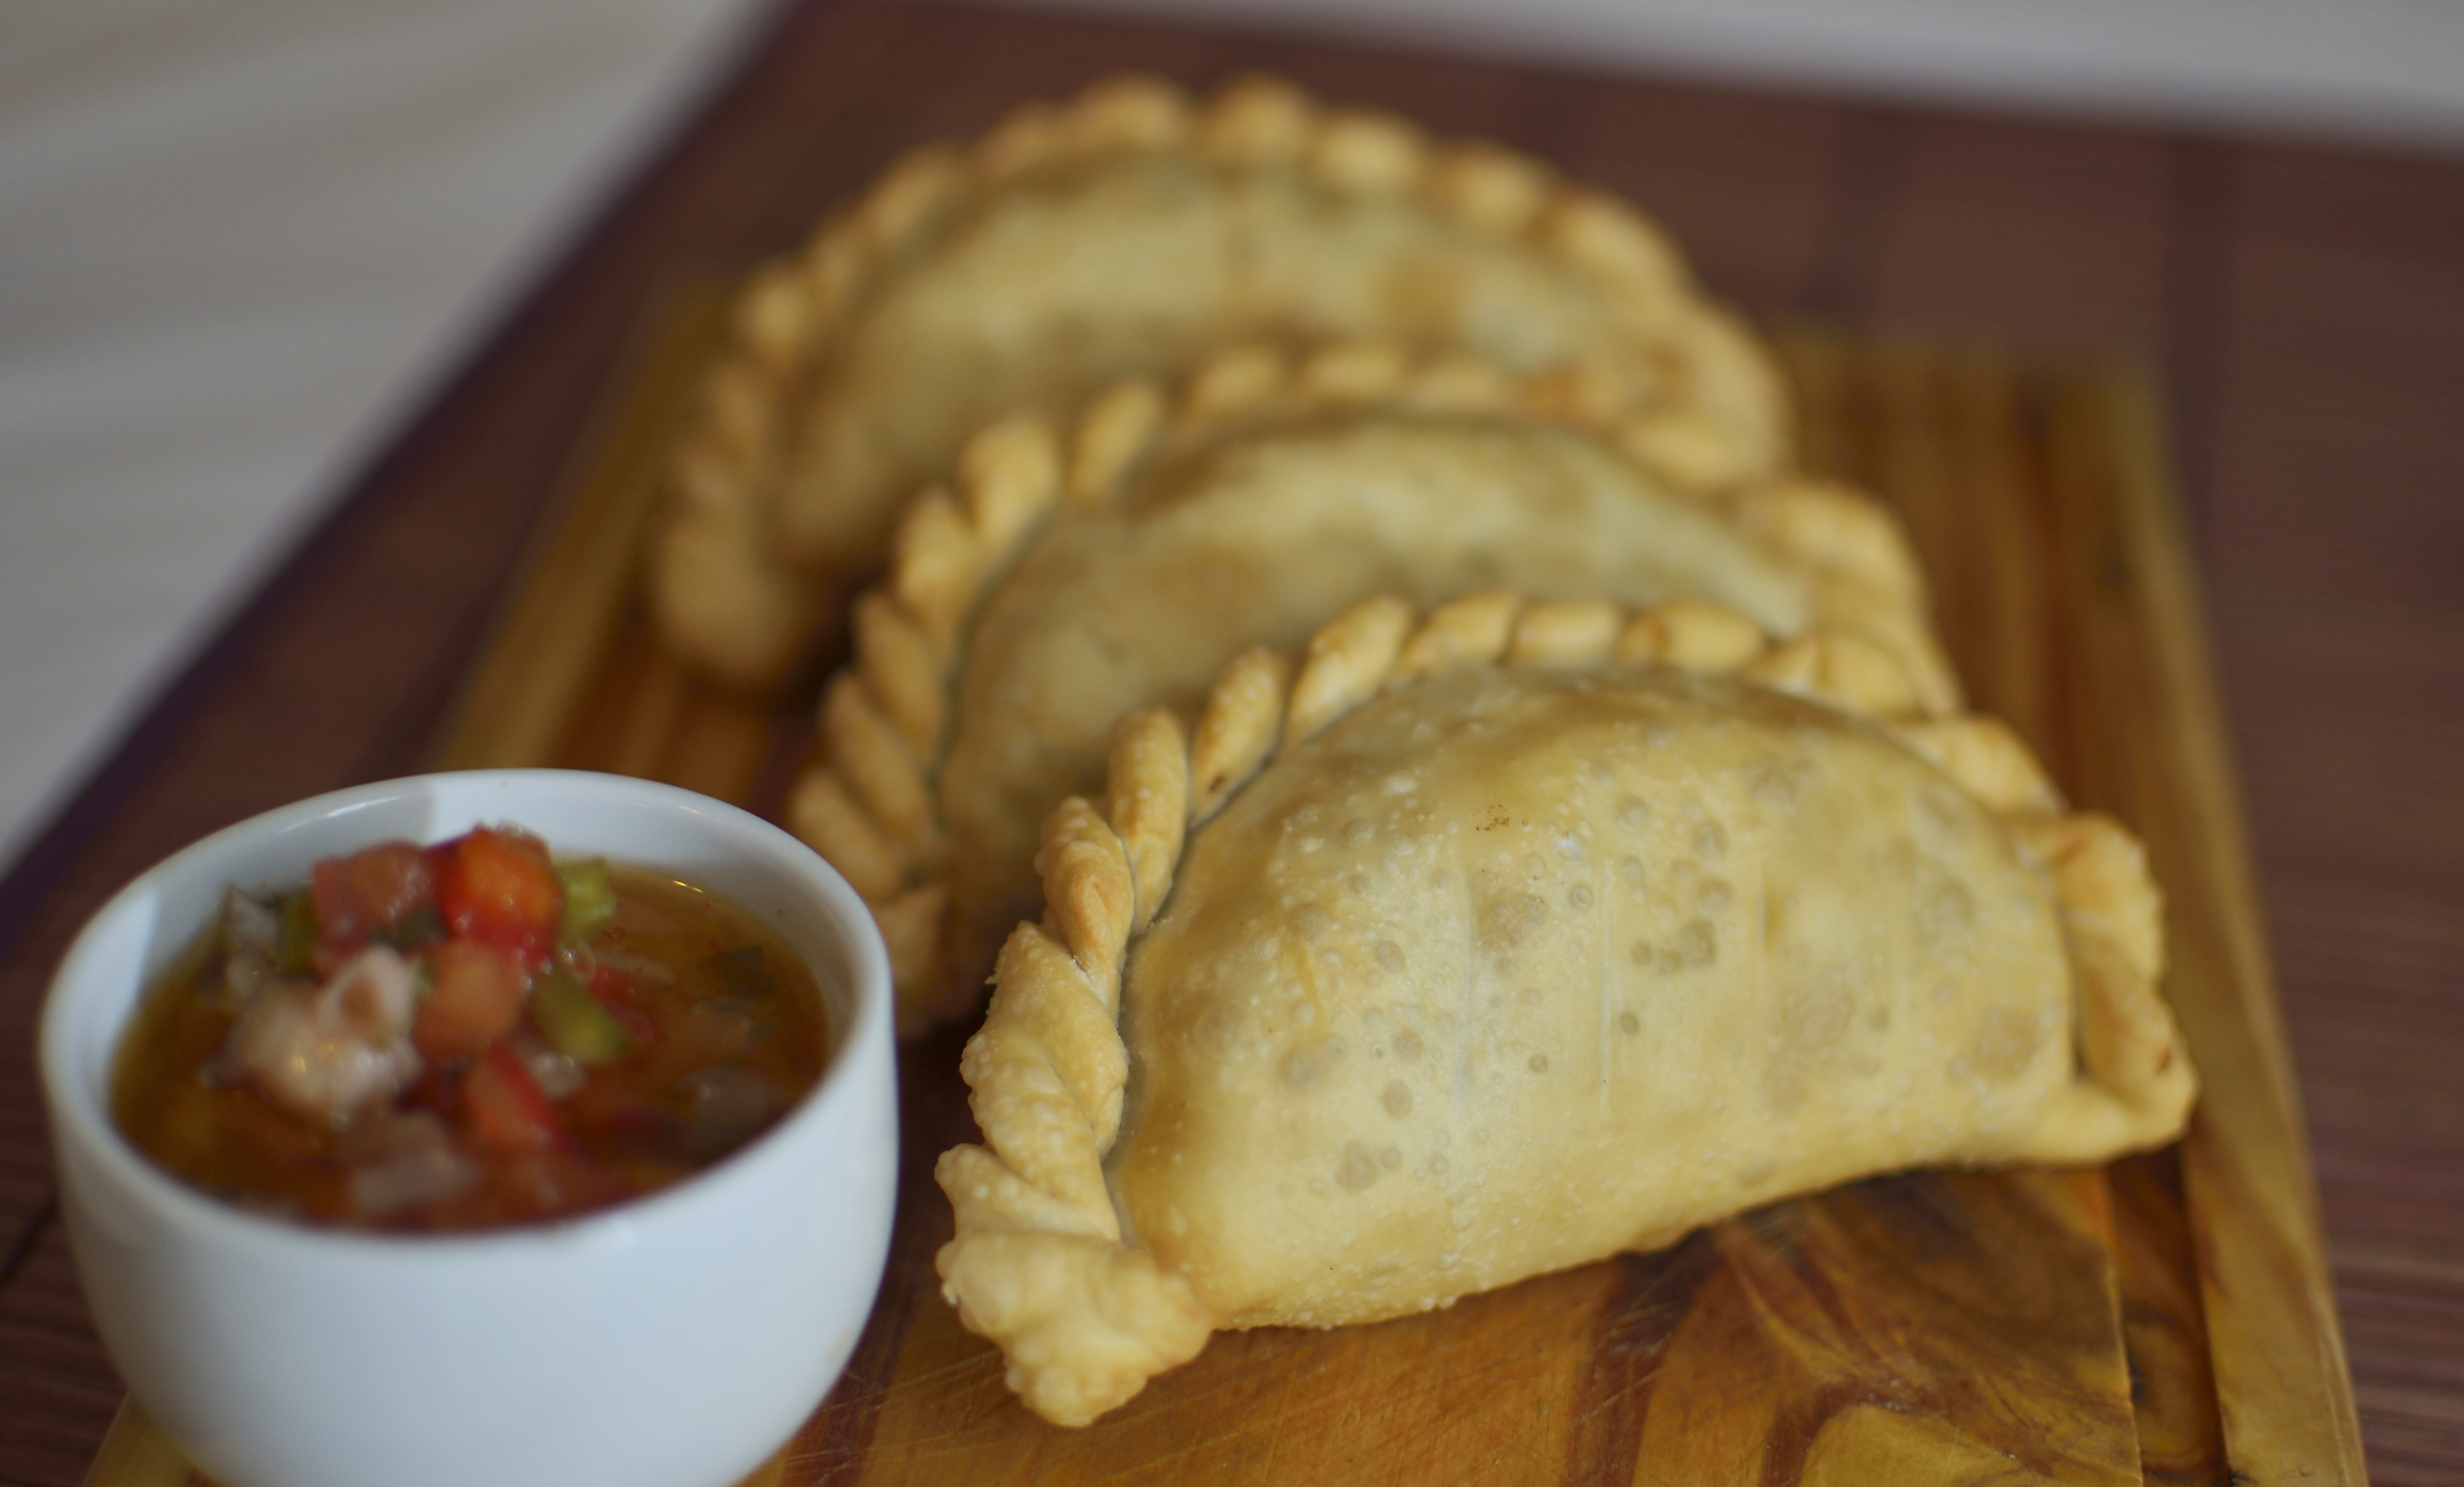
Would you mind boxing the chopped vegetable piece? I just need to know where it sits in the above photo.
[590,946,674,987]
[436,827,563,956]
[556,859,617,946]
[531,970,636,1066]
[276,891,318,976]
[514,1034,587,1101]
[587,960,638,1005]
[220,889,281,960]
[114,848,826,1233]
[463,1043,569,1154]
[209,890,282,1011]
[585,963,657,1047]
[230,948,424,1120]
[311,842,436,963]
[703,944,778,998]
[413,940,527,1059]
[373,903,445,952]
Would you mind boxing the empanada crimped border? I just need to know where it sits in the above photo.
[649,70,1793,686]
[932,590,2196,1427]
[782,336,1959,1035]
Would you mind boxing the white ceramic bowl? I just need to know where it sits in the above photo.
[40,770,898,1487]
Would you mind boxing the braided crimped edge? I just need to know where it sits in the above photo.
[647,70,1794,686]
[936,590,2195,1425]
[783,336,1955,1036]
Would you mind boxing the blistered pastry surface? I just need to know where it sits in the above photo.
[1110,665,2070,1328]
[778,152,1721,567]
[940,413,1814,947]
[647,73,1798,685]
[935,593,2192,1424]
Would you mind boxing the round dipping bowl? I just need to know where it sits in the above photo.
[39,770,897,1487]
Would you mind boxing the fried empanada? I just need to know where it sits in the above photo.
[783,342,1957,1034]
[934,594,2196,1426]
[651,72,1793,684]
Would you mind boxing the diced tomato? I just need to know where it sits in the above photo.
[309,841,435,968]
[462,1044,569,1155]
[435,828,563,959]
[585,963,657,1048]
[413,940,528,1059]
[587,961,638,1005]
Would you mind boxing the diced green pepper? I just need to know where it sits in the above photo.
[276,891,318,976]
[702,944,778,998]
[531,970,635,1066]
[556,859,617,946]
[373,902,445,952]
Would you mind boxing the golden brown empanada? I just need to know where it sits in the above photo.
[784,340,1955,1035]
[934,593,2196,1426]
[651,71,1793,685]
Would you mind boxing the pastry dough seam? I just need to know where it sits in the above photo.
[936,591,2190,1425]
[646,71,1789,685]
[789,340,1951,1035]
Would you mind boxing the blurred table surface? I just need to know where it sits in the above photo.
[2,3,2459,1483]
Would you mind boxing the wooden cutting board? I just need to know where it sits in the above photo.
[84,289,2365,1485]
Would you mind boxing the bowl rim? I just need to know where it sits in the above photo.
[39,767,894,1259]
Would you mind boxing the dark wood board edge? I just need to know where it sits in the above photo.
[2051,374,2369,1483]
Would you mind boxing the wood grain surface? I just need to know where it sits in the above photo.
[76,320,2354,1485]
[3,3,2460,1484]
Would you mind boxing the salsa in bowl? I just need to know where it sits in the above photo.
[116,825,834,1232]
[40,771,896,1487]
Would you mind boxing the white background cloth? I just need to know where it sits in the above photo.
[1031,0,2464,143]
[6,0,2464,879]
[0,0,768,873]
